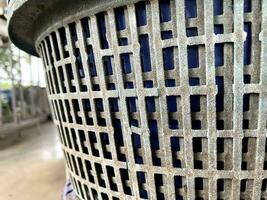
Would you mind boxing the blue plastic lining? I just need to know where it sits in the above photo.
[215,43,224,67]
[81,17,90,38]
[103,56,113,76]
[86,45,97,77]
[163,47,174,70]
[137,171,148,199]
[161,31,173,40]
[120,53,132,74]
[135,2,147,27]
[185,0,197,19]
[132,133,143,164]
[213,0,223,16]
[159,0,171,22]
[139,34,152,72]
[96,12,109,49]
[244,22,252,65]
[187,46,199,68]
[115,7,126,31]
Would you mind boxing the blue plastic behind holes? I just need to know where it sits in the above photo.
[115,7,126,31]
[244,22,252,65]
[159,0,171,22]
[187,46,199,68]
[163,47,174,70]
[96,12,109,49]
[185,0,197,19]
[120,53,132,74]
[139,34,152,72]
[213,0,223,16]
[135,2,147,26]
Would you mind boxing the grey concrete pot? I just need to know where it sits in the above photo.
[7,0,267,199]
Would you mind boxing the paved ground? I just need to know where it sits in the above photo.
[0,122,65,200]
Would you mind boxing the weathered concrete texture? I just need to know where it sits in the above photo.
[0,122,65,200]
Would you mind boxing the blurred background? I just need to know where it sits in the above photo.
[0,1,65,199]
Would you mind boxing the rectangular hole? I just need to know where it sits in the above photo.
[213,0,223,16]
[78,130,88,155]
[214,24,224,35]
[120,53,132,74]
[115,7,126,31]
[52,67,60,93]
[171,137,184,168]
[65,64,76,92]
[120,168,132,195]
[240,179,253,199]
[163,47,174,70]
[81,17,90,38]
[189,77,200,86]
[144,80,153,88]
[64,100,73,123]
[96,12,109,49]
[243,93,259,129]
[69,22,78,42]
[70,128,79,151]
[244,0,252,13]
[106,166,118,191]
[167,96,180,130]
[159,0,171,22]
[72,99,82,124]
[94,163,106,187]
[145,97,156,113]
[103,56,113,76]
[215,43,224,67]
[89,131,99,157]
[165,79,176,87]
[58,27,69,58]
[51,32,60,60]
[131,133,144,164]
[77,157,85,179]
[100,132,112,159]
[190,95,207,130]
[135,1,147,26]
[58,66,67,93]
[161,30,173,40]
[95,98,106,126]
[109,98,119,113]
[174,176,186,199]
[193,138,208,169]
[217,179,232,199]
[154,174,165,200]
[82,99,93,125]
[148,119,161,166]
[58,100,66,122]
[112,119,126,162]
[186,27,198,37]
[185,0,197,18]
[139,34,152,72]
[242,137,256,170]
[85,160,95,183]
[126,97,139,127]
[217,138,233,170]
[195,177,208,199]
[187,45,199,68]
[137,171,148,199]
[75,48,87,92]
[244,22,252,65]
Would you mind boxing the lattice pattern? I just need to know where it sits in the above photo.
[37,0,267,199]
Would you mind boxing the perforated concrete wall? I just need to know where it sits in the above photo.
[37,0,267,199]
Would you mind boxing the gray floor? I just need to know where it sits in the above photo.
[0,122,65,200]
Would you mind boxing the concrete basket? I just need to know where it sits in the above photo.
[7,0,267,199]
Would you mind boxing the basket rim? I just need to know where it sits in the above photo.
[7,0,141,57]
